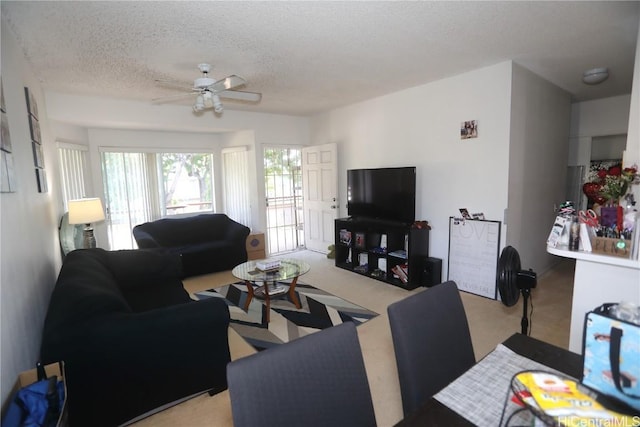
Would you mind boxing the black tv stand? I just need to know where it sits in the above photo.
[334,217,430,290]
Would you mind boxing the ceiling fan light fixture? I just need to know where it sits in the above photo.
[202,91,214,108]
[212,94,223,113]
[583,67,609,85]
[193,94,205,112]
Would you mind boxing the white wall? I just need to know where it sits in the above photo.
[626,24,640,204]
[508,63,571,273]
[568,95,631,166]
[310,62,514,277]
[1,21,62,403]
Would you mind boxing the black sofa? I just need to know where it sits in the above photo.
[133,213,250,277]
[40,248,231,427]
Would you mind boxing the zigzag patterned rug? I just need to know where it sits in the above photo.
[195,281,378,351]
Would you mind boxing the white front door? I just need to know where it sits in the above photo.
[302,143,338,253]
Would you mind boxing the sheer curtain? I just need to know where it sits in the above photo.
[222,147,252,229]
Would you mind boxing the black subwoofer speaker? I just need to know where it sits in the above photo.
[423,257,442,287]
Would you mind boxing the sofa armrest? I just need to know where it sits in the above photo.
[132,228,160,249]
[224,220,251,243]
[60,297,231,426]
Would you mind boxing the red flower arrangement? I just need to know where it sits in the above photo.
[583,164,640,206]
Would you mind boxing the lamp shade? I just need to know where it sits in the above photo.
[68,198,105,225]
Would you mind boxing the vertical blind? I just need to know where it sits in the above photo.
[58,143,88,209]
[222,147,252,229]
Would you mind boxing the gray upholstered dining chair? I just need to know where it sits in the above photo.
[387,280,476,417]
[226,321,377,427]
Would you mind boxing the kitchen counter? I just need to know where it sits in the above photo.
[547,245,640,353]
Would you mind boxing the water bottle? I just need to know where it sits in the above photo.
[569,216,580,251]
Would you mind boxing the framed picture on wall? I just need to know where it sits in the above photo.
[1,112,11,153]
[35,168,48,193]
[1,78,6,113]
[29,115,41,143]
[24,87,39,120]
[1,150,16,193]
[460,120,478,139]
[32,141,44,168]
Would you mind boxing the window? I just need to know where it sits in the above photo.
[101,150,215,249]
[160,153,215,216]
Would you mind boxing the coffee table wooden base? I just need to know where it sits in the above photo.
[243,276,302,322]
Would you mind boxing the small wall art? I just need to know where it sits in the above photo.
[460,120,478,139]
[35,168,48,193]
[25,86,47,192]
[1,76,17,193]
[25,87,39,119]
[32,141,44,168]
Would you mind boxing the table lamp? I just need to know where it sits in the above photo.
[68,198,105,248]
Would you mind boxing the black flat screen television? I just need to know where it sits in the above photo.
[347,166,416,224]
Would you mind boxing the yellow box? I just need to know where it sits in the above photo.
[592,237,632,258]
[1,362,68,426]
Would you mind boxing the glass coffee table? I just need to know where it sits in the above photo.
[231,258,311,322]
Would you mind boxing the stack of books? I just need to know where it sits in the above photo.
[391,263,409,283]
[256,259,281,271]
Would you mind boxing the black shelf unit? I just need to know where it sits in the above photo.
[334,217,429,290]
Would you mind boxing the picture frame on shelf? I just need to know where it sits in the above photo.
[339,229,352,245]
[355,232,366,249]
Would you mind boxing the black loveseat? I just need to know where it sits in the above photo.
[132,213,251,277]
[40,248,231,427]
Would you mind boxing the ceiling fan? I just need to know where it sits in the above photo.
[153,63,261,114]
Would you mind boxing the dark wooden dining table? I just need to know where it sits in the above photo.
[394,333,583,426]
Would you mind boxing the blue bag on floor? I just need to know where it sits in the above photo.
[2,371,65,427]
[582,303,640,413]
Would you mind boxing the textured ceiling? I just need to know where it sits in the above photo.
[2,1,639,116]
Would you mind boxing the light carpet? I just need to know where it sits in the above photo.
[195,281,378,351]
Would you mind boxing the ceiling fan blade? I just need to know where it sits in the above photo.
[209,75,246,93]
[219,90,262,102]
[151,92,196,104]
[155,79,196,91]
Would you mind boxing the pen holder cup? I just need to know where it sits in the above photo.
[592,237,632,258]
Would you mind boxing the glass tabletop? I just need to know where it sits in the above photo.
[232,258,311,282]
